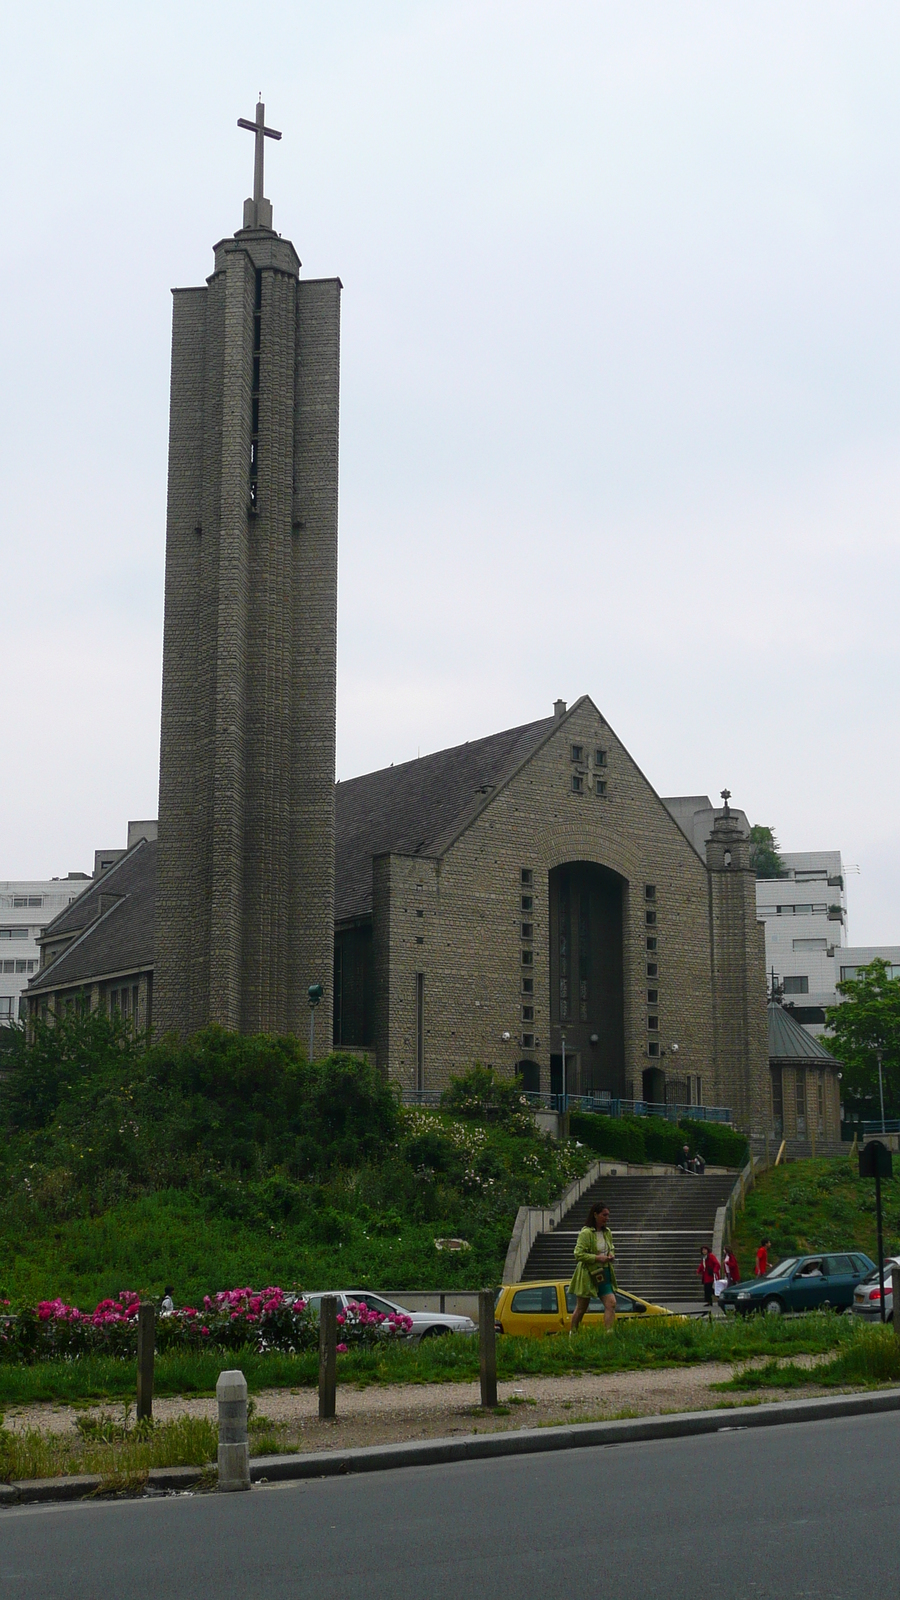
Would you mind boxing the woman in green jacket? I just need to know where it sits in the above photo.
[569,1201,617,1332]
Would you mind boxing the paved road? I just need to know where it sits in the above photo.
[3,1412,898,1599]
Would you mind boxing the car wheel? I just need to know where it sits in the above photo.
[763,1297,785,1316]
[421,1326,448,1340]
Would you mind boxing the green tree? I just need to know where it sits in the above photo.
[750,824,786,879]
[825,959,900,1118]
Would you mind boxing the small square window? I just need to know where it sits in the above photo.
[521,922,533,939]
[521,894,533,912]
[522,1005,534,1022]
[521,868,533,887]
[645,884,656,900]
[645,909,657,926]
[522,977,534,994]
[415,935,424,944]
[647,1015,659,1030]
[646,962,658,978]
[646,936,657,951]
[571,774,584,794]
[521,949,533,966]
[648,1041,660,1057]
[521,1033,535,1049]
[647,989,658,1004]
[416,908,424,917]
[595,780,607,796]
[571,744,583,763]
[595,748,607,767]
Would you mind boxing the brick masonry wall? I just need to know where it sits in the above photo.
[373,699,757,1111]
[156,227,340,1043]
[365,699,771,1132]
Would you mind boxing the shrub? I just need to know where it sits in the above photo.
[568,1112,646,1162]
[441,1065,533,1131]
[0,1286,413,1364]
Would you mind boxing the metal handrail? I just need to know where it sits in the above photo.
[399,1087,732,1123]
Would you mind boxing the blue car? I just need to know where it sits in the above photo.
[720,1251,876,1316]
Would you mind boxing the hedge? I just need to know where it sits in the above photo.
[568,1111,747,1169]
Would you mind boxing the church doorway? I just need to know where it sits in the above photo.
[517,1059,540,1093]
[549,862,625,1097]
[642,1066,666,1107]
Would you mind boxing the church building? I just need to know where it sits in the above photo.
[334,695,768,1132]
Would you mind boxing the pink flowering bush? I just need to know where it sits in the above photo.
[0,1287,412,1363]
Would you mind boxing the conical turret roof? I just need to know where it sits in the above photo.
[768,998,839,1065]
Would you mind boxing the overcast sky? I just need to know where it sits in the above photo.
[2,2,899,940]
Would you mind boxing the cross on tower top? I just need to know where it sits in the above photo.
[720,788,732,817]
[237,100,282,231]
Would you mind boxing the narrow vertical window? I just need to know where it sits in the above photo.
[416,972,425,1092]
[249,270,262,509]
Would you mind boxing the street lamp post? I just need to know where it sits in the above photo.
[561,1030,567,1112]
[877,1048,886,1135]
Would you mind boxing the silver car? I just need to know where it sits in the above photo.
[304,1290,477,1342]
[852,1257,900,1322]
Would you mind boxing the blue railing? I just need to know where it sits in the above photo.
[862,1119,900,1136]
[400,1088,732,1123]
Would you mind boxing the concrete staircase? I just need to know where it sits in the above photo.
[521,1173,738,1304]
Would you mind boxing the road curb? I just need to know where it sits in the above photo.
[248,1386,900,1482]
[4,1387,900,1506]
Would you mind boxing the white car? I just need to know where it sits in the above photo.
[852,1257,900,1322]
[303,1290,477,1342]
[845,1254,896,1318]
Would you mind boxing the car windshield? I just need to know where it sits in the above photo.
[766,1259,798,1279]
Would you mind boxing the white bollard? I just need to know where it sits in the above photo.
[217,1369,250,1492]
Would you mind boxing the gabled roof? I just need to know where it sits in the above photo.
[768,999,838,1064]
[28,839,157,993]
[335,715,555,922]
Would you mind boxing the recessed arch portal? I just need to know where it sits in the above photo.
[549,861,625,1097]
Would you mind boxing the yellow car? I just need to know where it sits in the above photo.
[494,1279,673,1337]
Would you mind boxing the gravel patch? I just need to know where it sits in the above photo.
[1,1357,834,1453]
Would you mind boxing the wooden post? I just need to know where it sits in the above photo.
[479,1289,498,1409]
[892,1266,900,1336]
[136,1302,155,1422]
[318,1295,337,1419]
[216,1369,250,1491]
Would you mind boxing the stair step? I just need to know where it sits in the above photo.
[519,1170,738,1303]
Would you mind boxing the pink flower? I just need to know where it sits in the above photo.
[201,1327,209,1335]
[336,1342,348,1353]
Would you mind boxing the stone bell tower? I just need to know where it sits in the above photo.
[155,103,340,1041]
[706,791,769,1134]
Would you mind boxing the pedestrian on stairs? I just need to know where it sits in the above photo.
[569,1202,617,1333]
[697,1245,720,1309]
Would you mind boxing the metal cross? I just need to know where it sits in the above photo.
[237,101,282,205]
[720,788,731,816]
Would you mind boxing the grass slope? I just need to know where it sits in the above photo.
[730,1156,900,1275]
[0,1022,589,1307]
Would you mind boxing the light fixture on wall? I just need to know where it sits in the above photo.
[501,1031,511,1042]
[589,1033,599,1045]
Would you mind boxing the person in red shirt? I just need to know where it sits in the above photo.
[755,1238,772,1277]
[723,1247,740,1285]
[697,1245,721,1309]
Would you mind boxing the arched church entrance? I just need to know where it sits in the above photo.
[549,862,626,1098]
[517,1059,540,1093]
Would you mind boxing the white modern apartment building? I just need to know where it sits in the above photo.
[756,851,847,1035]
[836,947,900,985]
[0,875,93,1022]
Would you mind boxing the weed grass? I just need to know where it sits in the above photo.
[717,1327,900,1392]
[0,1313,856,1408]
